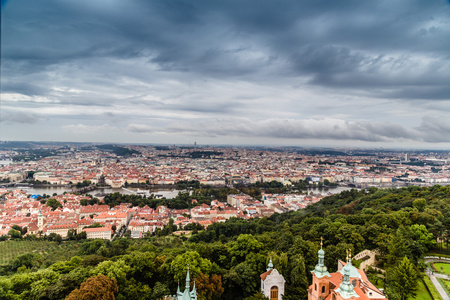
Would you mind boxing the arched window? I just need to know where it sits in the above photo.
[322,285,326,293]
[315,284,317,291]
[270,286,279,300]
[332,294,336,300]
[352,279,357,287]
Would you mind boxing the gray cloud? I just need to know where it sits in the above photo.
[1,0,450,146]
[0,112,42,124]
[416,117,450,142]
[158,117,448,143]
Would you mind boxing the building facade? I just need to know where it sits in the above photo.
[308,242,387,300]
[260,259,286,300]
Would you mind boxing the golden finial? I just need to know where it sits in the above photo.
[320,237,323,248]
[346,249,349,261]
[349,249,352,259]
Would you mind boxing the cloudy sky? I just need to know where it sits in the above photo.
[1,0,450,148]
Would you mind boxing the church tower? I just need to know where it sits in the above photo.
[334,258,359,299]
[37,209,44,230]
[308,238,331,300]
[260,258,286,300]
[169,266,197,300]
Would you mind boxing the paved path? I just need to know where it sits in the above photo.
[426,270,449,300]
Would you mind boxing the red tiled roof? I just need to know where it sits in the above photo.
[83,225,112,232]
[260,269,273,280]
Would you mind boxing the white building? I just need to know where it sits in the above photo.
[260,259,285,300]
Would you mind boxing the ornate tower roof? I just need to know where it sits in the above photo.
[312,237,330,278]
[172,265,197,300]
[335,263,359,298]
[267,258,274,271]
[339,251,361,279]
[335,250,359,299]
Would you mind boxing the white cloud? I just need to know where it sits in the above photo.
[62,124,117,133]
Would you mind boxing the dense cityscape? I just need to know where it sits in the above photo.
[1,144,449,239]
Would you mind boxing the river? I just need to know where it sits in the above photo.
[5,185,356,199]
[4,186,183,199]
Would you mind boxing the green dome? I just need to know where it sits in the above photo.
[340,260,360,278]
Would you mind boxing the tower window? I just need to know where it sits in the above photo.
[322,285,325,293]
[315,284,317,291]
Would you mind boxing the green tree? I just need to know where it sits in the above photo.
[8,229,22,239]
[11,225,22,232]
[285,254,308,299]
[412,198,426,212]
[79,240,104,255]
[47,233,62,243]
[51,256,83,274]
[46,198,62,211]
[230,234,263,263]
[171,251,212,281]
[243,291,269,300]
[387,256,419,300]
[224,262,258,297]
[152,282,170,300]
[9,253,41,271]
[92,260,130,286]
[121,251,156,283]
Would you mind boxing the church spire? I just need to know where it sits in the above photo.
[190,280,197,300]
[177,281,181,295]
[312,237,330,278]
[185,265,190,290]
[267,258,274,271]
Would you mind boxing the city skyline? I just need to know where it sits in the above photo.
[1,0,450,148]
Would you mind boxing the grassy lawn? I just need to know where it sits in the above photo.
[0,240,80,266]
[414,278,434,300]
[434,263,450,275]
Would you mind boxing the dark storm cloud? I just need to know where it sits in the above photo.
[3,0,448,98]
